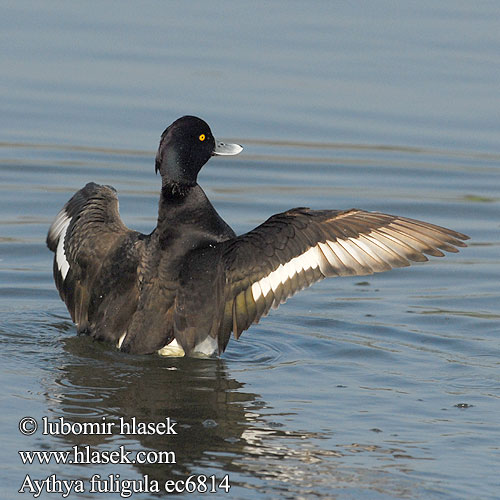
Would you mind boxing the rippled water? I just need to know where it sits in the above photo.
[1,2,500,499]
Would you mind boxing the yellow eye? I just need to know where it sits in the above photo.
[199,134,206,141]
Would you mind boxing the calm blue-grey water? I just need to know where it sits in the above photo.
[1,2,499,499]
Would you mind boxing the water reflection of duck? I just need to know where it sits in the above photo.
[50,335,261,482]
[45,336,423,495]
[47,116,468,357]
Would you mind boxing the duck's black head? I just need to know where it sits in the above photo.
[155,116,242,191]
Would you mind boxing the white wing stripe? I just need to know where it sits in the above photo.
[250,246,322,302]
[284,258,298,281]
[251,281,263,301]
[55,216,71,280]
[258,276,272,298]
[268,263,286,292]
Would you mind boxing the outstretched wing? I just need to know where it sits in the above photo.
[217,207,468,348]
[47,182,137,334]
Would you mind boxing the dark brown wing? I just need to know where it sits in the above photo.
[47,182,138,336]
[216,207,468,349]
